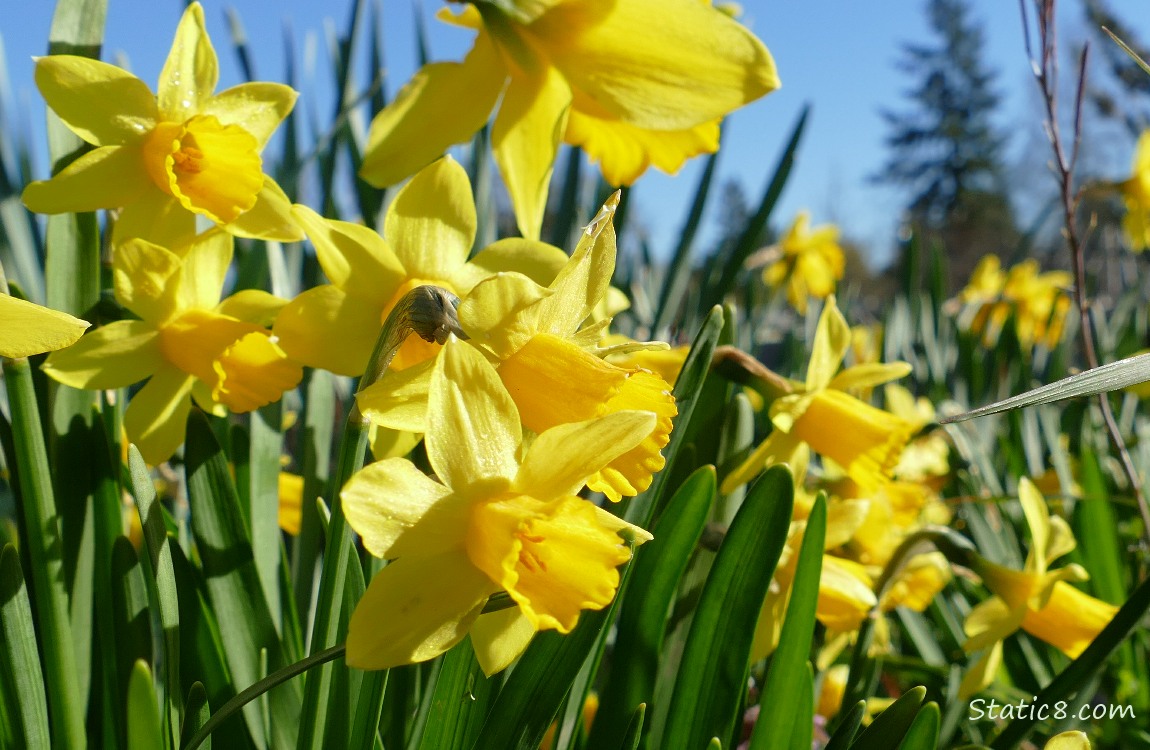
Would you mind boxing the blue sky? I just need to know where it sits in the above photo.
[4,0,1148,268]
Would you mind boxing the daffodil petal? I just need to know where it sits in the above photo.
[458,272,552,359]
[807,296,851,391]
[963,596,1023,653]
[203,82,297,148]
[34,55,158,146]
[345,550,494,670]
[566,106,720,186]
[816,556,876,632]
[529,0,778,129]
[225,178,304,242]
[157,3,218,122]
[273,285,384,377]
[123,366,196,465]
[516,410,656,498]
[113,239,184,325]
[23,145,149,214]
[173,229,233,313]
[828,362,913,393]
[427,339,520,492]
[533,193,618,335]
[341,457,456,558]
[384,156,476,280]
[958,640,1002,699]
[41,320,163,389]
[291,204,405,300]
[113,189,196,248]
[455,238,568,292]
[492,66,571,240]
[357,358,436,433]
[470,608,535,676]
[214,289,286,327]
[368,426,423,460]
[1018,477,1051,576]
[360,32,505,187]
[0,295,90,359]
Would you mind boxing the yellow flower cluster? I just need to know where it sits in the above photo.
[9,0,783,672]
[957,254,1071,351]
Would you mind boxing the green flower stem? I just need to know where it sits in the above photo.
[297,285,465,750]
[182,645,347,750]
[1,355,86,750]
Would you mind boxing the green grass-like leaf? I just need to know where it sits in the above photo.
[752,494,827,747]
[661,465,795,748]
[0,544,50,750]
[589,466,716,749]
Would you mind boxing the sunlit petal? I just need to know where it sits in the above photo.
[346,550,494,670]
[470,608,536,677]
[0,295,90,359]
[22,145,149,214]
[361,32,506,187]
[427,339,520,492]
[528,0,778,129]
[384,157,475,280]
[41,320,163,389]
[492,66,571,240]
[516,410,656,498]
[34,55,157,145]
[341,457,456,558]
[123,365,196,465]
[203,82,297,148]
[157,2,219,122]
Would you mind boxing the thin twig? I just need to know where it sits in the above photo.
[1022,0,1150,543]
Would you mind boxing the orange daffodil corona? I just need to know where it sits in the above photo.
[960,478,1118,697]
[22,2,301,247]
[41,231,302,464]
[360,0,779,239]
[342,337,654,673]
[357,192,678,501]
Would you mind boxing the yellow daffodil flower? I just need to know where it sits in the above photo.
[763,212,846,314]
[41,230,302,464]
[1002,260,1071,350]
[360,0,778,239]
[274,156,568,378]
[341,338,654,673]
[0,292,89,359]
[22,3,301,247]
[960,478,1118,697]
[751,451,948,659]
[1120,130,1150,251]
[358,193,677,501]
[723,296,914,494]
[957,255,1071,350]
